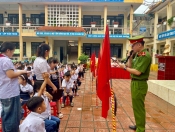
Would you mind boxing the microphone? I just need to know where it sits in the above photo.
[123,50,134,64]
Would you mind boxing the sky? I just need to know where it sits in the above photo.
[134,0,161,14]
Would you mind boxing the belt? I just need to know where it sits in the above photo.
[131,78,148,81]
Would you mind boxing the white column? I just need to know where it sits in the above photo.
[19,4,23,61]
[104,6,107,33]
[130,5,133,37]
[79,5,82,27]
[153,12,158,64]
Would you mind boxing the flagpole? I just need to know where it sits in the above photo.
[111,88,116,132]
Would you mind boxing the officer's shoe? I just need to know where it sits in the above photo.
[129,125,137,130]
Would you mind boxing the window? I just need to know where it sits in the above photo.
[48,5,78,27]
[13,42,26,57]
[110,44,123,58]
[31,14,45,25]
[8,14,26,24]
[83,43,100,57]
[83,15,101,27]
[31,42,42,56]
[0,14,3,24]
[107,15,124,26]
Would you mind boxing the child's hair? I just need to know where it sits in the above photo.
[61,65,65,68]
[47,57,59,64]
[64,71,71,77]
[27,66,32,71]
[19,73,32,85]
[26,97,44,112]
[33,81,43,95]
[20,74,29,82]
[17,64,25,70]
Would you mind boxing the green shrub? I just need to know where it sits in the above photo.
[78,53,89,64]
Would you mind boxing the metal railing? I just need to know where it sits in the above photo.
[0,24,43,32]
[82,25,129,35]
[157,24,167,34]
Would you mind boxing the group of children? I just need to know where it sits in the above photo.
[11,58,85,132]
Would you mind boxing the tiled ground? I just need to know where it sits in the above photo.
[59,71,175,132]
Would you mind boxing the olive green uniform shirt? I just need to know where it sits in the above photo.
[131,49,152,80]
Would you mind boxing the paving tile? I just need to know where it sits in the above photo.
[67,121,80,127]
[57,71,175,132]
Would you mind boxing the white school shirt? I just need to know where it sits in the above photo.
[75,69,79,75]
[0,54,20,99]
[71,74,78,83]
[33,57,50,80]
[63,68,68,74]
[62,79,73,93]
[19,112,46,132]
[20,84,33,93]
[34,93,51,120]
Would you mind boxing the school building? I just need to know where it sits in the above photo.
[141,0,175,70]
[0,0,143,63]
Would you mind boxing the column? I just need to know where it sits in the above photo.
[45,5,48,26]
[78,37,82,63]
[153,12,158,64]
[167,2,172,31]
[124,13,127,34]
[26,42,31,57]
[49,39,53,57]
[104,6,107,33]
[45,5,48,45]
[19,4,23,61]
[78,5,82,27]
[129,5,133,37]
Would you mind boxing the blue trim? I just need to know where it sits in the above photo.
[0,0,123,2]
[158,29,175,40]
[86,34,130,38]
[36,31,85,36]
[0,32,19,36]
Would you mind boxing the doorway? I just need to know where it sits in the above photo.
[60,47,64,63]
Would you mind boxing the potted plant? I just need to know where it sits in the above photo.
[26,21,31,26]
[113,22,119,27]
[5,21,11,26]
[78,53,89,68]
[91,22,96,27]
[168,17,174,26]
[30,56,36,62]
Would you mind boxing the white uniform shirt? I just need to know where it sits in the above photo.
[75,69,79,75]
[20,84,33,93]
[34,93,51,120]
[19,112,46,132]
[0,55,20,99]
[63,68,67,74]
[71,74,78,83]
[62,79,73,93]
[33,57,50,80]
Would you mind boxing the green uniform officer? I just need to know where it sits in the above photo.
[117,36,152,132]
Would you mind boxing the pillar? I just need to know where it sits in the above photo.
[26,42,31,57]
[19,4,23,61]
[78,5,82,27]
[153,12,158,64]
[129,5,133,37]
[45,5,48,26]
[78,37,82,63]
[49,39,53,57]
[104,6,107,33]
[167,2,172,31]
[45,37,49,44]
[124,13,127,34]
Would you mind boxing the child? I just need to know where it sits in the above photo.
[27,66,34,85]
[47,57,63,118]
[61,71,74,108]
[19,96,47,132]
[70,70,79,96]
[18,74,33,105]
[33,74,60,132]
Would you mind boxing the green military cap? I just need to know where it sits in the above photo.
[128,36,144,45]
